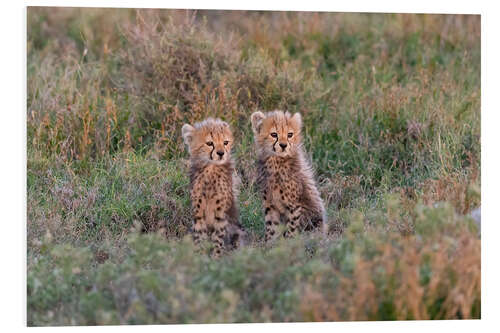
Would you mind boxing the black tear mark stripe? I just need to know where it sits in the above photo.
[272,136,278,152]
[209,132,215,160]
[210,145,215,160]
[272,119,278,152]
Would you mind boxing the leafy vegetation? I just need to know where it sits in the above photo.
[27,8,480,325]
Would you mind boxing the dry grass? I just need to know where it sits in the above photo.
[300,232,480,321]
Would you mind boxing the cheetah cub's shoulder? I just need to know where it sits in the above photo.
[182,118,244,257]
[250,110,326,241]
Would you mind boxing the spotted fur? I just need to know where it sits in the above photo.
[182,118,244,257]
[251,110,326,241]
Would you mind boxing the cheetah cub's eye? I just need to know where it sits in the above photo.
[224,141,229,145]
[287,132,293,138]
[270,132,278,138]
[206,141,214,146]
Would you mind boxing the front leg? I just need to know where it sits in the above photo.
[192,217,208,245]
[192,196,207,245]
[211,217,228,258]
[264,203,281,242]
[284,204,303,238]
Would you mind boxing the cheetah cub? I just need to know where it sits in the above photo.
[251,110,326,241]
[182,118,244,257]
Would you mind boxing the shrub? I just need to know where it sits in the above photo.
[28,201,480,325]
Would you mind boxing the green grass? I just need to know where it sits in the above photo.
[27,8,480,325]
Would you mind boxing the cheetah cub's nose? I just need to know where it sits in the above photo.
[279,143,287,151]
[217,151,225,158]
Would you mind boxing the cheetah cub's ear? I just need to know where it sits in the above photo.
[290,112,302,128]
[181,123,195,150]
[250,111,265,134]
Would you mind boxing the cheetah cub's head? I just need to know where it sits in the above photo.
[251,110,302,158]
[182,118,234,164]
